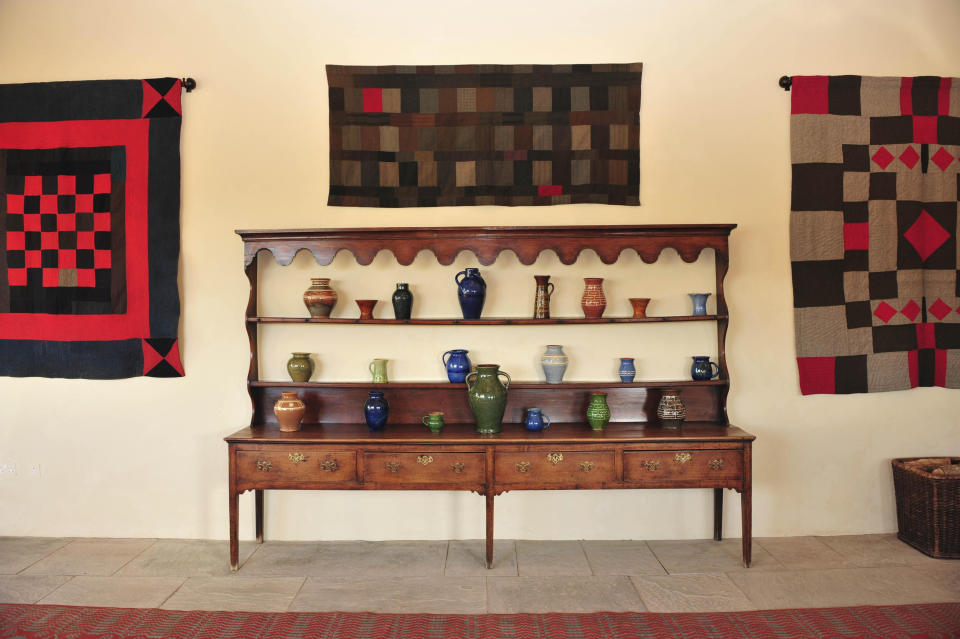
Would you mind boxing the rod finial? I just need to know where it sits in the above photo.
[182,77,197,93]
[779,75,792,91]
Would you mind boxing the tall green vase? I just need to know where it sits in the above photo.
[465,364,511,434]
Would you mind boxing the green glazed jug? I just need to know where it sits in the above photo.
[465,364,511,434]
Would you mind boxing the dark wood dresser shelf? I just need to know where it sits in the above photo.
[227,224,753,571]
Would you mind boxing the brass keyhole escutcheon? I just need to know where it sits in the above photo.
[417,455,434,466]
[318,459,339,472]
[450,462,465,474]
[515,461,531,473]
[385,461,402,473]
[708,458,724,471]
[578,461,595,472]
[288,452,306,464]
[674,452,692,464]
[256,460,272,472]
[642,460,661,471]
[546,453,563,465]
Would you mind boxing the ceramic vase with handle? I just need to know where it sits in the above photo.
[586,392,610,431]
[392,283,413,320]
[442,349,471,383]
[533,275,554,319]
[286,352,314,382]
[581,278,606,318]
[465,364,511,434]
[691,356,721,381]
[541,345,568,384]
[456,268,486,319]
[303,277,337,318]
[274,391,306,432]
[524,407,551,432]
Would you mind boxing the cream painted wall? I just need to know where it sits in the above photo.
[1,0,958,542]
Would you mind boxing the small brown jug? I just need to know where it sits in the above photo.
[533,275,555,319]
[274,391,306,432]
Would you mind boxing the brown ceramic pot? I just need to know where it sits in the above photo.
[274,391,306,432]
[629,297,651,318]
[303,278,337,318]
[580,278,607,318]
[356,299,378,320]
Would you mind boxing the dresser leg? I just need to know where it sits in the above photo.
[485,492,494,569]
[741,486,752,567]
[255,490,264,543]
[713,488,723,541]
[229,489,239,571]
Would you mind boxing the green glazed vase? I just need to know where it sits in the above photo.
[586,392,610,430]
[465,364,511,434]
[286,352,314,382]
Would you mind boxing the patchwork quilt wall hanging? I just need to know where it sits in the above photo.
[0,78,183,378]
[790,75,960,394]
[326,63,642,207]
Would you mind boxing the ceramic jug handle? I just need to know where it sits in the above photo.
[542,414,551,429]
[546,282,554,297]
[369,361,375,375]
[710,362,721,379]
[422,416,430,427]
[455,270,466,285]
[464,371,477,390]
[498,370,511,389]
[442,350,452,366]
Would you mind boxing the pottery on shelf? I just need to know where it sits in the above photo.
[618,357,636,383]
[392,283,413,320]
[422,411,445,433]
[369,358,388,383]
[586,392,610,431]
[533,275,555,319]
[356,299,378,320]
[581,278,606,318]
[456,268,486,319]
[657,389,686,429]
[689,293,711,316]
[541,345,568,384]
[364,390,389,431]
[443,349,471,383]
[286,352,314,382]
[274,391,306,432]
[691,356,720,381]
[629,297,650,318]
[524,407,551,432]
[303,277,337,318]
[465,364,511,434]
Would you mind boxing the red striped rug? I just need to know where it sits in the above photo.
[1,602,958,638]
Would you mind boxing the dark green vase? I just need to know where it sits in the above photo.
[392,283,413,320]
[465,364,511,434]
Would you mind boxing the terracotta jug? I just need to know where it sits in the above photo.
[533,275,555,319]
[274,391,306,432]
[581,278,606,318]
[303,278,338,318]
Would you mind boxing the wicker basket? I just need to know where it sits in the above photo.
[892,457,960,559]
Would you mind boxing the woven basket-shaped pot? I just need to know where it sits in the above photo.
[892,457,960,558]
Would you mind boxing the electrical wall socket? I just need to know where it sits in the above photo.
[0,462,18,477]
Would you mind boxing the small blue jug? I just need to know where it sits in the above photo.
[524,407,551,432]
[442,349,471,383]
[691,356,720,381]
[456,268,486,319]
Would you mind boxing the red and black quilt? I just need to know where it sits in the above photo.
[0,78,183,378]
[790,75,960,394]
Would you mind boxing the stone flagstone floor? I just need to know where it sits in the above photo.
[0,535,958,613]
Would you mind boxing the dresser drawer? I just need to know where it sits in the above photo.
[237,449,356,484]
[623,450,742,483]
[363,452,485,485]
[496,450,616,485]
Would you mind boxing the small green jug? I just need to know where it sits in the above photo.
[465,364,511,434]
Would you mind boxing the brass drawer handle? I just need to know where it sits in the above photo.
[674,452,692,464]
[318,459,339,472]
[288,452,306,464]
[642,460,661,471]
[417,455,434,466]
[546,453,563,465]
[385,461,402,473]
[708,458,724,471]
[450,462,465,474]
[256,460,272,472]
[515,461,531,473]
[578,461,595,472]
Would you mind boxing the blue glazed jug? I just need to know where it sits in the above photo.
[456,268,486,319]
[524,407,551,432]
[442,349,471,383]
[363,390,389,431]
[618,357,636,382]
[691,356,720,381]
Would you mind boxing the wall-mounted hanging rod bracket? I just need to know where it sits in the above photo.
[779,76,792,91]
[182,78,197,93]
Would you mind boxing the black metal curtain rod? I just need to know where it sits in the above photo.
[779,76,792,91]
[181,77,197,92]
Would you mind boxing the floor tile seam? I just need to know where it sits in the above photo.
[106,538,160,576]
[283,576,309,612]
[151,576,189,609]
[13,538,76,575]
[441,540,450,576]
[642,539,670,576]
[625,573,651,611]
[33,575,75,605]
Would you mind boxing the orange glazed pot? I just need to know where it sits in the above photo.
[303,277,338,318]
[581,278,607,318]
[274,391,305,432]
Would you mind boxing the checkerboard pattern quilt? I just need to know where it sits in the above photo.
[791,75,960,393]
[0,78,183,378]
[326,64,642,207]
